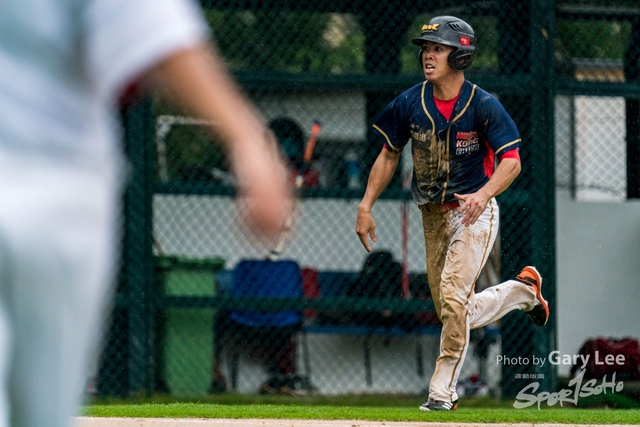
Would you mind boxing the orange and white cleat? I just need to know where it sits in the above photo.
[516,266,549,327]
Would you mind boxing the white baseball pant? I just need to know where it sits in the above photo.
[0,152,120,427]
[419,197,537,402]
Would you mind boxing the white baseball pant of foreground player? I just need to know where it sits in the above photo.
[0,1,292,427]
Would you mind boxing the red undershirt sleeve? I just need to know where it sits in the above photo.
[499,149,520,162]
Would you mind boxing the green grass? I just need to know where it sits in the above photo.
[84,403,640,424]
[84,395,640,424]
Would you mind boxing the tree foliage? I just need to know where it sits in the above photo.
[204,9,510,76]
[556,19,631,60]
[204,10,365,74]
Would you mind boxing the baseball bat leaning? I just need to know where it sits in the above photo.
[268,120,322,260]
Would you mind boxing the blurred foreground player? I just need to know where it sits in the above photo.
[0,0,292,426]
[354,16,549,411]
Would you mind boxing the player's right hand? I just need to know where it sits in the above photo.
[232,129,295,240]
[355,207,377,252]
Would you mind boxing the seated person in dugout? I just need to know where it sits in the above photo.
[270,117,321,188]
[210,314,300,396]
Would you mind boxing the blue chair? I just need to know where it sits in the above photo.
[229,259,303,328]
[212,259,310,393]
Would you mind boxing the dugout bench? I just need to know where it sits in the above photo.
[214,267,499,390]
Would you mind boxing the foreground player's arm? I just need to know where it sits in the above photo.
[356,148,401,251]
[454,156,521,227]
[145,43,293,239]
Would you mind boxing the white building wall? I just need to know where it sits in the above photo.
[154,195,426,272]
[555,191,640,376]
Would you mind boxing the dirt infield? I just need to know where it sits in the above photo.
[74,418,623,427]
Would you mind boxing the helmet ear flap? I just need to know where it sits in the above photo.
[448,49,476,72]
[419,47,476,73]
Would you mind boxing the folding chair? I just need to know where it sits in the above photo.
[213,259,312,393]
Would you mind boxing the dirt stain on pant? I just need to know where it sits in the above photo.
[419,200,497,401]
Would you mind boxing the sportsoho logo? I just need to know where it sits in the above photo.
[496,351,626,409]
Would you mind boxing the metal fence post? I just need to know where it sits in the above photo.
[625,18,640,198]
[497,0,557,398]
[122,99,156,396]
[529,0,558,395]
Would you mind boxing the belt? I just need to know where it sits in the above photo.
[422,200,460,213]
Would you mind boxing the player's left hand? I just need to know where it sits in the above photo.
[454,192,489,227]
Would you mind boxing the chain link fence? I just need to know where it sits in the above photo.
[94,0,639,401]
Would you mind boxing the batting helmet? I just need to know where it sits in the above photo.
[412,16,476,72]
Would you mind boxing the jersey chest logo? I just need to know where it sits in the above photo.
[455,131,480,155]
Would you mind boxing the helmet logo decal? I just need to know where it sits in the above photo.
[421,23,440,32]
[459,36,471,46]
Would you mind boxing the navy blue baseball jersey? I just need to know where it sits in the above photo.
[373,80,521,205]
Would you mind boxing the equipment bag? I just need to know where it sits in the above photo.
[571,337,640,381]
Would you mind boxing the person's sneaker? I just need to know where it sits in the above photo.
[258,383,277,395]
[419,398,458,411]
[516,266,549,326]
[207,379,227,394]
[277,384,298,396]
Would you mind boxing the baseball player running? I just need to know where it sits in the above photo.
[0,1,292,426]
[355,16,549,411]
